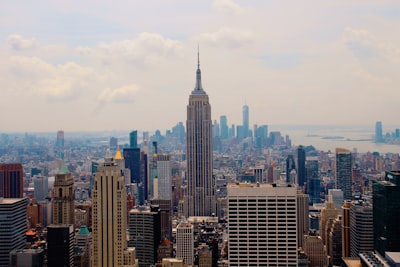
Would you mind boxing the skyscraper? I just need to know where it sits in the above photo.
[375,121,383,143]
[176,222,194,266]
[157,154,172,200]
[185,52,215,217]
[0,198,28,266]
[306,157,320,204]
[220,115,228,139]
[33,174,48,201]
[335,148,352,200]
[47,224,74,267]
[56,130,64,147]
[350,200,373,257]
[0,163,23,198]
[297,191,310,248]
[92,155,137,267]
[227,183,298,266]
[297,146,306,187]
[128,206,161,267]
[52,166,75,225]
[124,148,141,184]
[373,170,400,255]
[76,225,92,267]
[130,130,138,148]
[286,155,296,183]
[242,103,249,138]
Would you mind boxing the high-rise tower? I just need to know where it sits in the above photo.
[92,154,137,267]
[185,51,215,217]
[52,166,75,225]
[0,163,23,198]
[297,146,306,187]
[242,103,249,138]
[335,148,352,200]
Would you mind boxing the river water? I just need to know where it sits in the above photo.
[272,125,400,154]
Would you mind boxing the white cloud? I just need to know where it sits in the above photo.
[198,27,255,48]
[212,0,243,14]
[7,35,37,51]
[77,32,184,66]
[8,56,97,101]
[98,84,139,103]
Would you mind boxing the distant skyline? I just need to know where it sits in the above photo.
[1,0,400,132]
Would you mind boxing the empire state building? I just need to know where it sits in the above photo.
[185,53,215,217]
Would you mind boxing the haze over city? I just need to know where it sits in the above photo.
[1,0,400,132]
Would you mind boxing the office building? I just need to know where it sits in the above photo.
[151,199,172,239]
[328,189,344,215]
[297,146,306,187]
[128,206,161,267]
[130,130,138,148]
[92,155,137,267]
[220,115,228,139]
[328,216,342,267]
[47,224,74,267]
[373,170,400,255]
[242,103,249,138]
[254,124,268,150]
[375,121,383,143]
[228,183,298,266]
[342,201,351,258]
[297,191,310,248]
[52,166,75,225]
[350,200,373,257]
[319,201,338,246]
[157,154,172,200]
[286,155,296,183]
[33,174,48,201]
[306,157,320,204]
[176,222,194,266]
[0,198,28,266]
[76,225,92,267]
[185,52,215,217]
[124,148,141,184]
[9,248,45,267]
[303,232,328,267]
[56,130,64,147]
[0,163,23,198]
[336,148,352,200]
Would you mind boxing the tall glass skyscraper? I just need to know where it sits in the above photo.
[242,104,249,138]
[219,115,228,139]
[375,121,383,143]
[335,148,352,200]
[306,158,320,204]
[185,52,215,217]
[373,170,400,255]
[297,146,306,187]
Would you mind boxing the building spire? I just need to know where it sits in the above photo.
[194,46,204,92]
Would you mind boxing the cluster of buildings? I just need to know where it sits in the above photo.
[0,56,400,267]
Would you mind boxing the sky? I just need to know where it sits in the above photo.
[1,0,400,133]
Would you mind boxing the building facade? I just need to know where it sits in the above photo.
[52,166,75,225]
[176,222,194,266]
[47,224,74,267]
[0,198,28,266]
[92,157,137,267]
[128,206,161,267]
[227,183,298,266]
[0,163,23,198]
[336,148,352,200]
[373,170,400,255]
[350,200,373,257]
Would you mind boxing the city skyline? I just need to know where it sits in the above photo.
[1,1,400,132]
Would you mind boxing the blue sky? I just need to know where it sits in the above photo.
[1,0,399,132]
